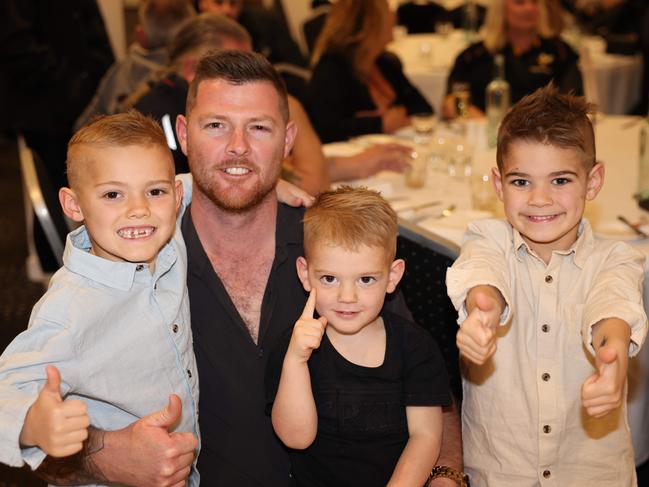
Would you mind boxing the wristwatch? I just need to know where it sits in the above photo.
[426,465,470,487]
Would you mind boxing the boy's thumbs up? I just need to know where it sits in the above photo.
[582,344,625,418]
[43,364,63,402]
[474,290,496,315]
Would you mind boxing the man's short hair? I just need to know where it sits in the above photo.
[186,50,289,121]
[139,0,196,50]
[303,186,398,262]
[169,12,251,64]
[67,110,170,189]
[497,84,596,171]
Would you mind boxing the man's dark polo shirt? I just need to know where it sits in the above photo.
[182,203,304,487]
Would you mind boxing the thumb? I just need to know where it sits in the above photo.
[318,316,328,327]
[474,291,496,313]
[596,346,618,375]
[144,394,182,431]
[43,365,62,400]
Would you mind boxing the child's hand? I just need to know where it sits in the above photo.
[581,343,628,418]
[19,365,90,457]
[456,290,500,365]
[286,289,327,363]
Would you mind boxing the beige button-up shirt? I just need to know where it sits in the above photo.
[446,219,647,487]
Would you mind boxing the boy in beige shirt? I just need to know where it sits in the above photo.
[446,85,647,486]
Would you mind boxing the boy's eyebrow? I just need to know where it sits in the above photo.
[312,268,385,275]
[504,170,579,178]
[94,179,173,187]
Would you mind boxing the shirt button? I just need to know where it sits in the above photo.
[543,469,551,479]
[542,373,550,381]
[541,324,550,333]
[543,424,551,434]
[545,275,553,283]
[172,324,179,333]
[258,348,264,358]
[135,264,144,271]
[187,369,192,378]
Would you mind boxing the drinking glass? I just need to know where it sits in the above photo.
[452,82,471,118]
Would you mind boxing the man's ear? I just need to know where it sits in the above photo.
[59,187,84,223]
[283,120,298,159]
[586,162,605,201]
[176,114,189,156]
[491,166,504,201]
[386,259,405,294]
[296,256,312,292]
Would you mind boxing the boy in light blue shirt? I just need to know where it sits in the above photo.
[0,111,200,486]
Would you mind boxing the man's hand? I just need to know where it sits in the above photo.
[20,365,89,457]
[456,290,500,365]
[428,477,461,487]
[276,179,315,208]
[286,289,327,364]
[98,395,198,487]
[582,344,628,418]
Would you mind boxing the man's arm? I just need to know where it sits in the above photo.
[35,395,197,487]
[426,400,464,487]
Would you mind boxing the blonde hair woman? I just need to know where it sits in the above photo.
[442,0,582,119]
[306,0,432,142]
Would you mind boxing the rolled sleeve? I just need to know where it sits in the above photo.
[582,242,648,356]
[446,220,514,326]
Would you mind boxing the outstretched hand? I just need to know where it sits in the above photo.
[20,365,90,457]
[287,289,327,364]
[276,179,315,208]
[456,290,500,365]
[582,344,627,418]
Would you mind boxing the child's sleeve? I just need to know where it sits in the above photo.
[582,241,648,356]
[0,318,76,469]
[263,328,293,415]
[403,323,452,408]
[445,220,513,326]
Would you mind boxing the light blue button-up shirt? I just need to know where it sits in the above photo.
[0,220,200,486]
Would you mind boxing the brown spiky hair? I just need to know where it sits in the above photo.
[497,84,596,171]
[67,110,171,189]
[303,186,398,261]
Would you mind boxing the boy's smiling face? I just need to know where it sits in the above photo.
[60,144,181,272]
[296,244,404,338]
[493,140,604,263]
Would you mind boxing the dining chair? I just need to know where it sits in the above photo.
[396,219,462,400]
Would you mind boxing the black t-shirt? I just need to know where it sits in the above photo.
[265,310,452,487]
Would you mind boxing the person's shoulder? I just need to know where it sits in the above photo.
[457,41,489,62]
[378,51,403,70]
[382,308,430,341]
[540,36,579,60]
[465,218,514,246]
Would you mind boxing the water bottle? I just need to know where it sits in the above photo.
[485,54,510,148]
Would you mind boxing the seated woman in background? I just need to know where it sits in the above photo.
[306,0,432,143]
[443,0,582,119]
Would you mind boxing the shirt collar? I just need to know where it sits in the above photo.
[276,203,305,248]
[64,226,176,291]
[513,219,595,268]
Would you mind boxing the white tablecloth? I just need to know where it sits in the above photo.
[324,116,649,465]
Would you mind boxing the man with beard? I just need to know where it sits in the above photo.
[35,50,462,487]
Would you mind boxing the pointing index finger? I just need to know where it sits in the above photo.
[301,289,317,319]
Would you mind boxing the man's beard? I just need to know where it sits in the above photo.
[189,155,281,214]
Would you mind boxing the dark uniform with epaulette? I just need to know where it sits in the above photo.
[446,36,583,112]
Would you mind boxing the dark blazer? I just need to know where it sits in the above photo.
[306,51,432,143]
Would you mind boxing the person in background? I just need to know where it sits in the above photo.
[442,0,582,119]
[75,0,196,131]
[0,0,113,191]
[133,13,412,193]
[306,0,432,143]
[196,0,307,67]
[447,85,647,485]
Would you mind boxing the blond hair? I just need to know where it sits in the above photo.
[303,186,398,261]
[67,110,170,189]
[310,0,391,75]
[482,0,553,53]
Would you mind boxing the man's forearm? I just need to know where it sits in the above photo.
[35,427,107,486]
[436,399,462,471]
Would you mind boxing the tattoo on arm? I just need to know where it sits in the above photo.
[35,427,108,486]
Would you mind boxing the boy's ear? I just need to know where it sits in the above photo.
[176,114,188,156]
[174,178,183,212]
[58,187,84,223]
[386,258,405,294]
[491,166,504,201]
[296,256,312,292]
[585,162,605,200]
